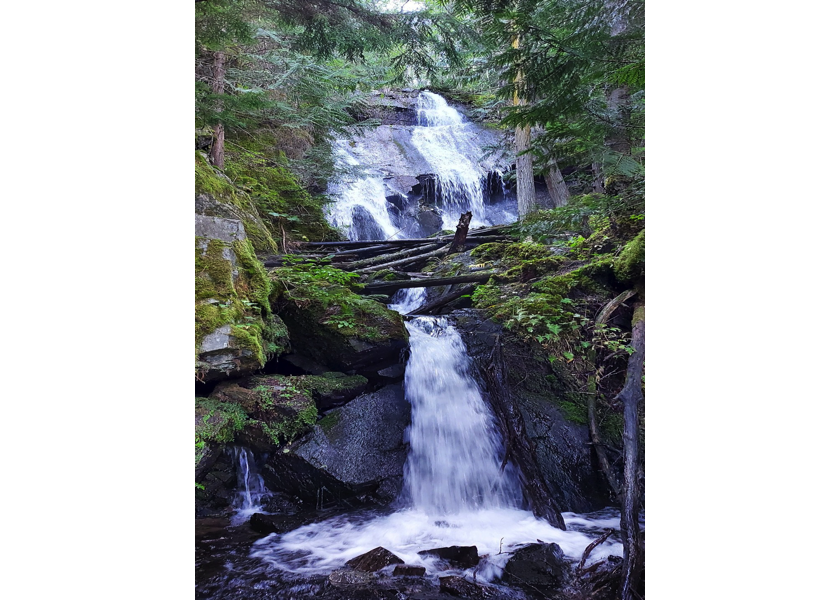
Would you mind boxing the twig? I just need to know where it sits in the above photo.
[498,537,504,555]
[577,529,614,572]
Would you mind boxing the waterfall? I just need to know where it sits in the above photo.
[402,316,521,513]
[249,316,624,579]
[324,90,514,241]
[230,446,269,525]
[411,91,491,229]
[324,142,401,241]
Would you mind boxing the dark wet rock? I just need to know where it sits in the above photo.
[345,546,405,572]
[393,564,426,576]
[328,568,375,587]
[248,512,307,535]
[209,380,261,413]
[502,543,572,590]
[419,545,480,568]
[439,576,493,599]
[377,363,406,381]
[262,384,411,508]
[453,310,613,513]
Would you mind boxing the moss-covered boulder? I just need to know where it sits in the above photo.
[195,151,277,253]
[262,384,410,508]
[269,263,409,375]
[614,229,645,282]
[195,218,290,382]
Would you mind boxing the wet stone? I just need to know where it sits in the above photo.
[419,545,480,568]
[328,568,375,587]
[439,576,492,599]
[501,542,572,590]
[345,546,405,572]
[393,564,426,577]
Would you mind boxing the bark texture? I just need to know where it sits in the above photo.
[209,50,226,169]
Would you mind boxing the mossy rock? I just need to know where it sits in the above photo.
[614,229,645,282]
[224,132,342,243]
[195,234,290,382]
[236,375,319,451]
[195,397,248,467]
[195,152,278,253]
[269,265,408,374]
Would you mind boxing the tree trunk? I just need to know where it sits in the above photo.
[592,163,605,193]
[448,212,472,253]
[345,242,442,271]
[512,35,538,217]
[545,163,571,208]
[356,245,452,274]
[617,305,645,600]
[209,50,226,169]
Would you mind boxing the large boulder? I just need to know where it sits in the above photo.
[195,214,289,383]
[452,310,612,513]
[269,268,409,378]
[501,543,572,590]
[262,384,410,508]
[418,546,479,568]
[345,547,405,572]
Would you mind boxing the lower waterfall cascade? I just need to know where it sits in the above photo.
[244,305,627,582]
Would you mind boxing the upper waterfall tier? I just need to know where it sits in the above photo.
[324,90,516,240]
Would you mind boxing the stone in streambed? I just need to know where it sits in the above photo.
[501,542,572,590]
[439,576,492,599]
[328,568,374,587]
[345,546,405,572]
[393,564,426,577]
[418,545,479,568]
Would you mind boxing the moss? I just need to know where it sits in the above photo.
[557,401,588,425]
[195,152,278,253]
[319,411,341,433]
[269,263,407,344]
[301,372,368,396]
[246,376,320,445]
[224,133,342,242]
[471,283,502,309]
[195,235,288,367]
[471,242,507,262]
[195,397,248,465]
[614,229,645,282]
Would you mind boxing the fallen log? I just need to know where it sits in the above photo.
[407,284,477,316]
[356,245,452,274]
[299,231,513,249]
[618,304,645,600]
[344,242,444,271]
[360,273,497,295]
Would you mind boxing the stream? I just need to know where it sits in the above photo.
[196,91,638,599]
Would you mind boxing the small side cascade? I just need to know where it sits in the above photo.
[230,446,270,525]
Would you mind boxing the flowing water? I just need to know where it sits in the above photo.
[245,314,626,582]
[324,91,515,240]
[230,447,270,526]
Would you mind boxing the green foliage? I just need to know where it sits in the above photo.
[195,397,248,466]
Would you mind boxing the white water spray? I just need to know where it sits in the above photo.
[324,142,401,241]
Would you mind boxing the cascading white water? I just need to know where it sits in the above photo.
[411,91,491,229]
[324,142,401,241]
[230,446,270,525]
[402,316,522,513]
[387,287,427,314]
[249,315,626,580]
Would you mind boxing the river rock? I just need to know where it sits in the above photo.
[418,545,480,568]
[345,547,405,572]
[393,565,426,576]
[328,568,375,587]
[501,543,572,590]
[248,512,307,535]
[262,384,410,508]
[438,576,492,599]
